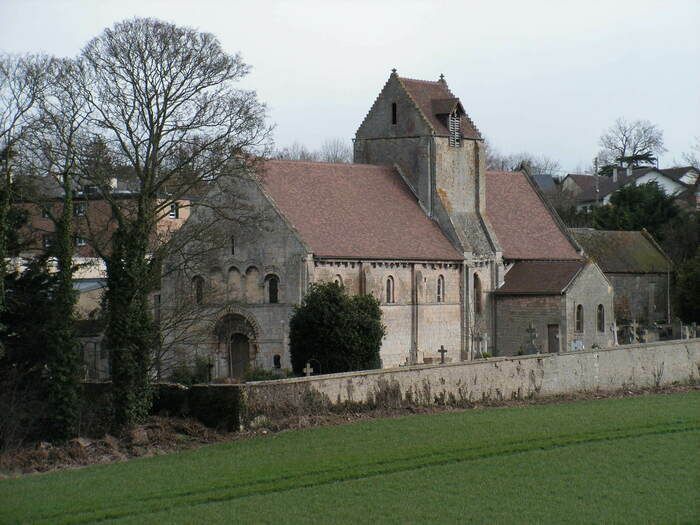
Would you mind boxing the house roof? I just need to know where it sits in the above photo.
[531,173,557,192]
[258,160,463,260]
[398,76,482,140]
[485,171,581,261]
[495,260,585,295]
[570,228,671,273]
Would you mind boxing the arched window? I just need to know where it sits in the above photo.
[597,304,605,333]
[473,273,482,315]
[575,304,584,332]
[437,275,445,303]
[386,276,395,304]
[265,274,279,304]
[333,274,343,287]
[192,275,205,304]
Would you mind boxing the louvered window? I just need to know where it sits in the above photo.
[449,111,461,147]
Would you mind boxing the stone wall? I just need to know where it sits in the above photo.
[565,263,616,351]
[495,295,563,355]
[242,339,699,421]
[608,272,670,323]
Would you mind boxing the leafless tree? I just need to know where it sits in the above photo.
[483,139,562,176]
[319,138,352,163]
[273,141,320,161]
[72,17,271,427]
[598,117,666,168]
[681,136,699,170]
[0,53,52,314]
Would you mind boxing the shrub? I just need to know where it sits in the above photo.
[168,356,211,385]
[289,282,385,375]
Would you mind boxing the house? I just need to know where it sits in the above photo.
[570,228,672,325]
[562,166,699,210]
[160,70,614,380]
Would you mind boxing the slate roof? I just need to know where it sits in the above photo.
[398,77,482,140]
[570,229,671,273]
[495,260,585,295]
[259,160,463,261]
[485,171,581,261]
[531,173,557,192]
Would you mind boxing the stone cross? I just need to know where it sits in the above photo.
[438,345,448,364]
[525,323,538,354]
[303,362,314,377]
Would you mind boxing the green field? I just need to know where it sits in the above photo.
[1,392,699,524]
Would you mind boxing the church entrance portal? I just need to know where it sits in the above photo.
[214,313,257,380]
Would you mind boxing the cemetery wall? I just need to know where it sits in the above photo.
[242,339,699,422]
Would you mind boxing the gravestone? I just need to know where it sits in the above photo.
[524,323,539,355]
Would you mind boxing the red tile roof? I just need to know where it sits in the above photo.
[398,77,482,140]
[259,160,463,260]
[495,260,585,295]
[485,171,581,261]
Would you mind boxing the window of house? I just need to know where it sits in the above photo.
[575,304,584,332]
[169,202,179,219]
[448,110,461,147]
[473,273,482,314]
[230,236,235,256]
[391,102,397,125]
[386,276,395,304]
[597,304,605,333]
[437,275,445,303]
[266,274,279,304]
[75,236,87,247]
[74,202,87,216]
[192,275,204,304]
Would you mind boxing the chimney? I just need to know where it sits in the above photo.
[612,166,618,183]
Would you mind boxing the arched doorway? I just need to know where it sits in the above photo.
[214,313,257,380]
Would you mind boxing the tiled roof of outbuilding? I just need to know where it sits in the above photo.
[259,160,463,261]
[570,229,671,273]
[398,77,482,140]
[495,260,586,295]
[485,171,581,261]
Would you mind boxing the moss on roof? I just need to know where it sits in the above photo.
[570,229,671,273]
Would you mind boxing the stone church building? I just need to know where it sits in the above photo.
[162,70,614,380]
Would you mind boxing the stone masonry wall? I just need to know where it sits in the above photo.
[495,295,563,356]
[242,339,699,420]
[608,273,670,323]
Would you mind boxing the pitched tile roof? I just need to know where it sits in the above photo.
[398,77,482,140]
[485,171,581,261]
[570,229,671,273]
[564,174,630,203]
[259,160,463,260]
[495,260,585,295]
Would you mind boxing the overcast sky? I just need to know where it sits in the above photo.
[1,0,698,173]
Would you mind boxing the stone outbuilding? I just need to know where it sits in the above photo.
[570,228,672,325]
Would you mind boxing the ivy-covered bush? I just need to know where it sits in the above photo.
[289,282,385,375]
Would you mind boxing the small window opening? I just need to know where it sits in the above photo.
[597,304,605,333]
[576,304,584,332]
[334,275,343,287]
[386,276,395,304]
[193,275,204,304]
[230,236,235,256]
[273,354,281,369]
[266,274,279,304]
[75,236,87,247]
[391,102,397,125]
[437,275,445,303]
[473,273,482,314]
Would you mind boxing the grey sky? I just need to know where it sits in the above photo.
[1,0,698,173]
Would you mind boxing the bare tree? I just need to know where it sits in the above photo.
[681,136,699,170]
[598,117,666,168]
[0,54,51,314]
[483,139,562,176]
[273,141,319,161]
[319,138,352,163]
[74,18,270,427]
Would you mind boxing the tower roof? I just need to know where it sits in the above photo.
[398,76,482,140]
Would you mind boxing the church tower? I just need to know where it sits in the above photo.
[354,69,503,357]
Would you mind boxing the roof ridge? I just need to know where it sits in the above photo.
[398,76,441,84]
[266,159,391,169]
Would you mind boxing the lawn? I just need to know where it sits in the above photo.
[1,392,699,524]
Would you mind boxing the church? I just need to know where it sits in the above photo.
[162,70,614,380]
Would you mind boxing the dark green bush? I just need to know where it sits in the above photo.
[168,356,211,385]
[289,282,385,375]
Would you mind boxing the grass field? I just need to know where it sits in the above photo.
[1,392,699,524]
